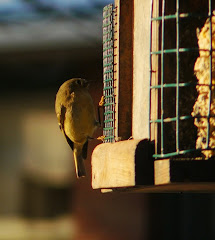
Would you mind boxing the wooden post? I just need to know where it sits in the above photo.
[115,0,133,140]
[132,0,152,139]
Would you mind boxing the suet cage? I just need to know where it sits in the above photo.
[103,4,116,143]
[150,0,215,160]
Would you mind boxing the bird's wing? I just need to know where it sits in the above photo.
[64,133,74,151]
[82,140,88,159]
[56,104,66,130]
[58,104,74,151]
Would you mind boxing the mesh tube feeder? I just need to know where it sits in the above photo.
[103,4,116,143]
[150,0,215,160]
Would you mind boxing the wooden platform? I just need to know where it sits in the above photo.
[92,139,215,193]
[101,183,215,193]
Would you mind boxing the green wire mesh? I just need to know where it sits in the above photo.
[150,0,214,158]
[103,4,115,143]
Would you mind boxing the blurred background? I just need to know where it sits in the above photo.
[1,0,215,240]
[0,0,112,239]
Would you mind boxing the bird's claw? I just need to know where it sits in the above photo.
[99,96,105,107]
[97,135,106,142]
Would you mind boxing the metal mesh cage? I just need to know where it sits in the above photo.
[150,0,215,159]
[103,4,116,143]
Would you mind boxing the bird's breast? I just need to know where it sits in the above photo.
[64,89,97,143]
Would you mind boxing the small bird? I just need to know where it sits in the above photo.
[55,78,99,178]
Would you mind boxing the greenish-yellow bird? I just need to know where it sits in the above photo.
[55,78,99,178]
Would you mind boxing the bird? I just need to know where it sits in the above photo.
[55,78,99,178]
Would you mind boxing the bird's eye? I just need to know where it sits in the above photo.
[76,79,82,85]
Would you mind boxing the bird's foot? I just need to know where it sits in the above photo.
[97,135,106,142]
[99,96,105,107]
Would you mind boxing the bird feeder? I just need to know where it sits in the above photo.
[92,0,215,193]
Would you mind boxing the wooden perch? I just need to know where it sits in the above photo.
[91,139,154,190]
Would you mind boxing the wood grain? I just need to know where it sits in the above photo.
[133,0,152,139]
[91,139,154,189]
[116,0,133,140]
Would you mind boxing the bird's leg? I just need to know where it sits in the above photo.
[96,96,106,142]
[88,135,106,142]
[97,95,105,127]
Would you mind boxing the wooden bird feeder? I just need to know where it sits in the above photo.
[91,0,215,193]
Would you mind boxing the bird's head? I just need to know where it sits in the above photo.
[59,78,89,94]
[69,78,89,89]
[57,78,90,98]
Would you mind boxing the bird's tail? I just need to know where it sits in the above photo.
[73,144,86,178]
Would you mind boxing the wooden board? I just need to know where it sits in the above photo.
[91,139,154,189]
[114,0,133,140]
[100,183,215,193]
[97,158,215,193]
[133,0,152,139]
[149,0,159,149]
